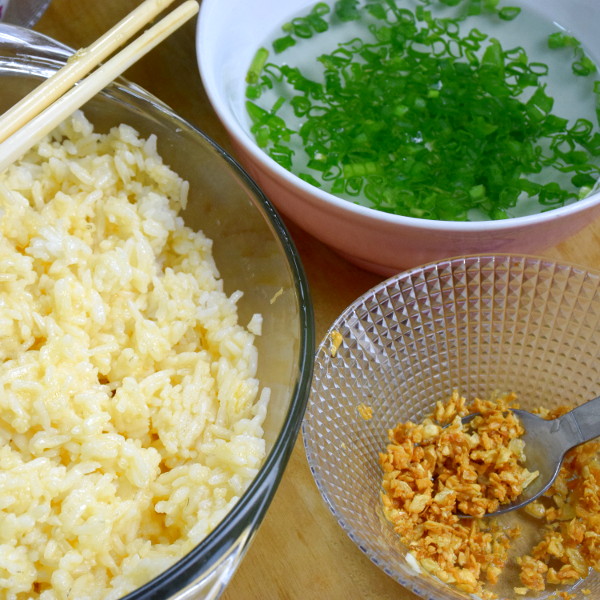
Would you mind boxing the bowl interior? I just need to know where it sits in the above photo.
[304,254,600,600]
[0,24,313,598]
[198,0,600,176]
[3,0,51,27]
[0,25,310,473]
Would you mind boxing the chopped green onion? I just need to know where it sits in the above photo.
[247,0,600,221]
[246,47,269,84]
[335,0,360,21]
[498,6,521,20]
[573,56,597,77]
[547,32,579,49]
[273,35,296,53]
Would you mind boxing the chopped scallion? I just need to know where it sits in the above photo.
[246,0,600,221]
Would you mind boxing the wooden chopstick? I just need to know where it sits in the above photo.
[0,0,199,172]
[0,0,180,145]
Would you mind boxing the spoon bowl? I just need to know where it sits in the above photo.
[466,396,600,517]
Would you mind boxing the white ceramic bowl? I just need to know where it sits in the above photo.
[197,0,600,276]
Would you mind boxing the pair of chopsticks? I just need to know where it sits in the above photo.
[0,0,199,172]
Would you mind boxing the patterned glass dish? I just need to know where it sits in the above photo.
[304,254,600,600]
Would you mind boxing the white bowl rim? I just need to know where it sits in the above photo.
[196,0,600,234]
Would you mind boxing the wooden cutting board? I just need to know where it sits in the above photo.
[33,2,600,598]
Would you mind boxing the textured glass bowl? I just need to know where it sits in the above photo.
[0,24,314,600]
[304,254,600,600]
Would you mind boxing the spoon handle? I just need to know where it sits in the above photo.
[559,394,600,451]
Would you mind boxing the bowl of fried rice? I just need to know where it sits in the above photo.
[0,23,314,600]
[304,254,600,600]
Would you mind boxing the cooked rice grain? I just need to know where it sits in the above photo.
[0,112,267,599]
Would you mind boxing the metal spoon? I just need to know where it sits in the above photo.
[464,395,600,517]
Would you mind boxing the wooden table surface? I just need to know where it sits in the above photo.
[32,1,600,598]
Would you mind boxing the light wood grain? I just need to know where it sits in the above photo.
[32,2,600,599]
[0,0,180,143]
[0,0,198,169]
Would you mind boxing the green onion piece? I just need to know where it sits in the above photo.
[246,47,269,84]
[573,56,597,77]
[482,38,504,71]
[469,184,486,200]
[343,162,380,177]
[273,35,296,53]
[491,208,508,219]
[299,173,323,187]
[467,0,483,16]
[498,6,521,20]
[291,19,314,39]
[335,0,360,21]
[483,0,500,11]
[547,32,579,49]
[527,86,554,114]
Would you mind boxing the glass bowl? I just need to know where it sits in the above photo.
[0,23,314,600]
[304,254,600,600]
[1,0,51,27]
